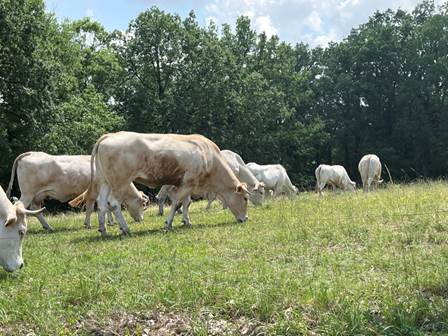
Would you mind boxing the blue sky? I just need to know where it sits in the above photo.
[45,0,445,47]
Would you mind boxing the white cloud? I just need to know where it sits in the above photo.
[204,0,446,47]
[254,15,277,37]
[306,11,322,32]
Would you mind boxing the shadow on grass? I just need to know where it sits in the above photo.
[27,225,83,235]
[69,219,242,244]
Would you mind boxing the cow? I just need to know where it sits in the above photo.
[72,132,249,236]
[157,149,265,214]
[0,185,44,272]
[358,154,383,192]
[246,162,297,196]
[315,164,356,195]
[6,152,117,231]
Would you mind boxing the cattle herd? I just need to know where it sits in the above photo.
[0,131,383,272]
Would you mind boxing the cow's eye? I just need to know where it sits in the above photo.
[18,229,26,238]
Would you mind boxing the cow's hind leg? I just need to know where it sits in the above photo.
[97,185,110,236]
[84,200,95,229]
[318,182,326,196]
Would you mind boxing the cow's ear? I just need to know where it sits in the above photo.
[236,183,249,194]
[5,214,17,227]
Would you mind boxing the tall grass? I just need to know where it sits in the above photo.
[1,182,448,335]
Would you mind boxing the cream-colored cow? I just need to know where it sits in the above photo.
[315,164,356,195]
[0,185,44,272]
[358,154,383,192]
[71,132,249,236]
[246,162,297,196]
[157,149,265,214]
[7,152,115,231]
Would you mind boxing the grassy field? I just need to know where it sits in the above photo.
[1,182,448,335]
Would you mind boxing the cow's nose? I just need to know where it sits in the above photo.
[19,262,24,269]
[238,216,248,223]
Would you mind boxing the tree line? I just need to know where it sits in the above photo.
[1,0,448,190]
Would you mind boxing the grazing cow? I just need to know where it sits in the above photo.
[246,162,297,196]
[155,185,188,216]
[157,149,265,214]
[0,185,44,272]
[358,154,383,192]
[6,152,115,231]
[73,132,249,236]
[315,164,356,195]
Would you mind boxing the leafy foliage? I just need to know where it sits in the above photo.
[1,0,448,188]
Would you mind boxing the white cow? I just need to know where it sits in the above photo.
[246,162,297,196]
[157,149,265,214]
[315,164,356,195]
[7,152,115,231]
[0,185,44,272]
[71,132,249,236]
[358,154,383,192]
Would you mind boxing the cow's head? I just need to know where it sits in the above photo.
[249,182,265,206]
[125,191,149,222]
[0,202,45,272]
[346,181,356,192]
[220,183,249,222]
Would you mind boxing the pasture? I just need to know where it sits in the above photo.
[1,182,448,335]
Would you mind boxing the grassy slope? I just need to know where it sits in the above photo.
[1,182,448,335]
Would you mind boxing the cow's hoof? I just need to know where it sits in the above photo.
[181,220,192,228]
[164,221,173,231]
[44,226,54,233]
[98,229,108,237]
[84,224,92,230]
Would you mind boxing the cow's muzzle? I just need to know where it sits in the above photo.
[238,216,248,223]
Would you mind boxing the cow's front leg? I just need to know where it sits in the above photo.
[181,196,192,227]
[32,202,53,232]
[206,192,216,210]
[107,210,115,226]
[165,187,191,230]
[109,198,130,235]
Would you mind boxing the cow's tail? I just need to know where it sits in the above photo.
[68,190,88,208]
[315,165,322,193]
[6,152,32,197]
[69,133,110,208]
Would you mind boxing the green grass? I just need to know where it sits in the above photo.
[1,182,448,335]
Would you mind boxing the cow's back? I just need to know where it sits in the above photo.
[17,152,91,201]
[96,132,221,189]
[246,163,283,189]
[359,154,381,179]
